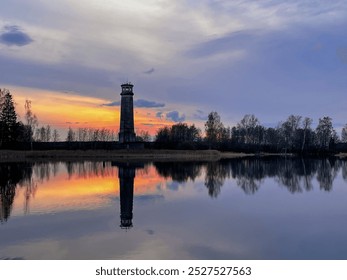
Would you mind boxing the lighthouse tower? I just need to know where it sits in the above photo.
[118,83,136,143]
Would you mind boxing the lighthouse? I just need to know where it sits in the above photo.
[118,83,136,143]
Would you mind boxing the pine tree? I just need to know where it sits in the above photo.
[0,89,17,143]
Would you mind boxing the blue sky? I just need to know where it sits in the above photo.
[0,0,346,133]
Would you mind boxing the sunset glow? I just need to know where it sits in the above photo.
[11,86,174,137]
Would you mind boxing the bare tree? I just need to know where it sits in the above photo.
[342,124,347,143]
[315,116,334,150]
[45,125,51,142]
[39,126,46,142]
[0,89,5,111]
[137,130,151,142]
[52,129,60,142]
[66,127,76,142]
[301,117,312,152]
[78,128,87,141]
[237,114,260,144]
[280,115,302,151]
[205,111,225,144]
[24,100,38,149]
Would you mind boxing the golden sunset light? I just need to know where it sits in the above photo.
[10,86,174,137]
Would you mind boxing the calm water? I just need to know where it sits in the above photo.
[1,157,347,260]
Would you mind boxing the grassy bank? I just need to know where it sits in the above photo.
[0,149,251,162]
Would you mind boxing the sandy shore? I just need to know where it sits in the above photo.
[0,149,251,162]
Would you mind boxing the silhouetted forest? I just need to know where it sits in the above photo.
[1,88,347,154]
[155,112,347,154]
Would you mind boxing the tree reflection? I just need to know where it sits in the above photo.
[154,162,202,183]
[204,161,232,197]
[64,161,117,179]
[316,158,339,191]
[275,159,304,193]
[23,177,38,214]
[342,161,347,182]
[229,159,264,194]
[0,163,33,222]
[153,157,347,196]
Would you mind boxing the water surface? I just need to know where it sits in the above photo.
[1,157,347,259]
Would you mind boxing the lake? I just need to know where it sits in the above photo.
[1,157,347,260]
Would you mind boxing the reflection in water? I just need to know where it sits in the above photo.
[119,165,134,229]
[114,162,144,229]
[154,162,202,183]
[316,158,339,191]
[154,157,346,196]
[204,161,231,198]
[0,163,33,222]
[1,157,347,224]
[343,161,347,181]
[64,161,116,179]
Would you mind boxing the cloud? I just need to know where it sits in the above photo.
[134,194,164,203]
[186,30,259,58]
[166,111,185,122]
[134,99,165,108]
[156,111,163,119]
[141,123,154,127]
[167,182,179,191]
[0,52,115,96]
[102,101,121,107]
[143,68,155,74]
[0,25,33,46]
[145,229,155,235]
[193,110,208,121]
[103,99,165,108]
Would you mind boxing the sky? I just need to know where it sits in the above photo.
[1,0,347,137]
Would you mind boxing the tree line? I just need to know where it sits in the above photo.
[2,88,347,153]
[155,111,347,154]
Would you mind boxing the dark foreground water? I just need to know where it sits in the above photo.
[1,157,347,260]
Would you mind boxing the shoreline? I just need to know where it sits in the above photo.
[0,149,344,162]
[0,149,248,162]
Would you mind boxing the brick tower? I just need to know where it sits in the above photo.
[118,83,136,143]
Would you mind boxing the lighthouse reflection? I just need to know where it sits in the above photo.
[113,162,144,229]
